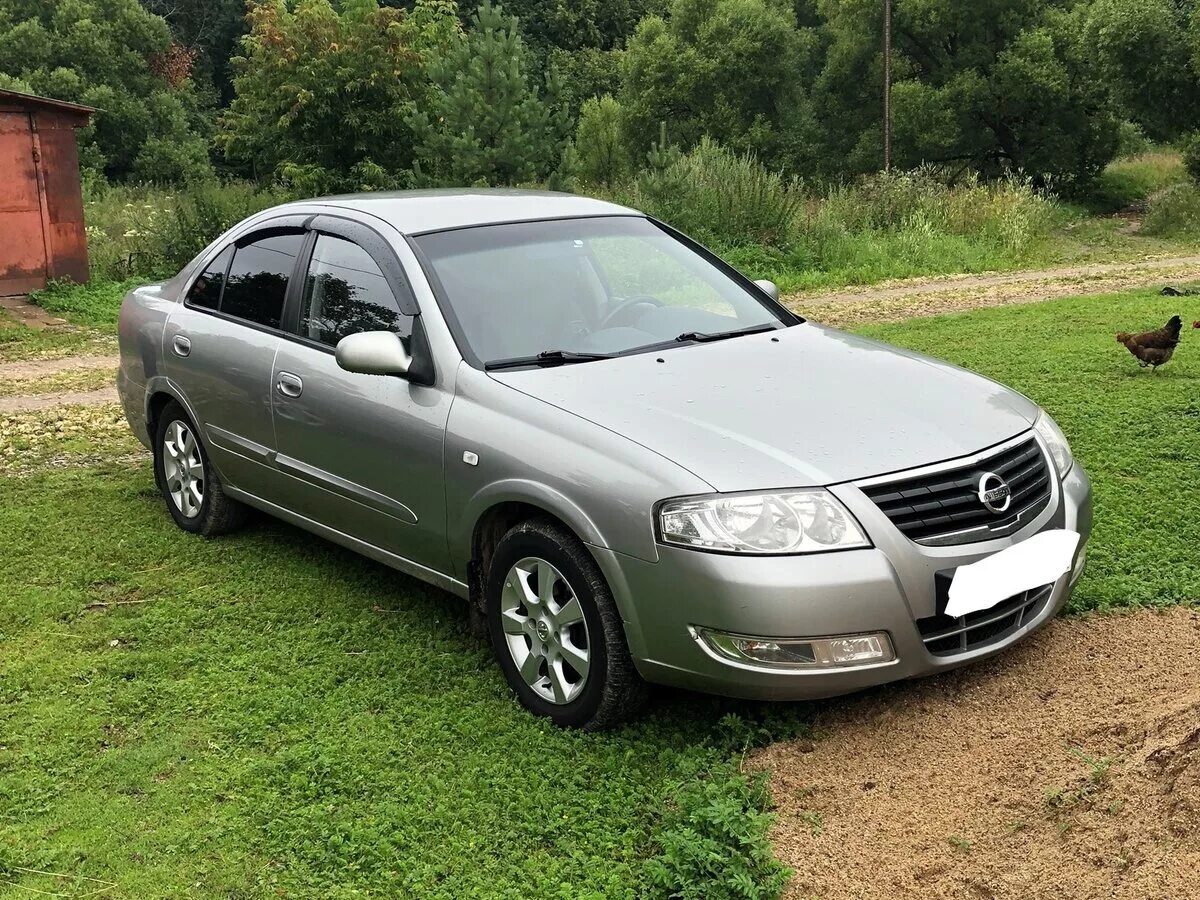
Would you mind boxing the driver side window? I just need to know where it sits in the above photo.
[299,234,412,347]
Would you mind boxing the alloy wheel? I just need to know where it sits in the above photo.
[499,557,591,704]
[162,420,205,519]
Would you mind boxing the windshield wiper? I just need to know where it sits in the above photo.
[674,323,779,344]
[485,349,616,371]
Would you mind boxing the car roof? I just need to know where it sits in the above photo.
[282,188,641,236]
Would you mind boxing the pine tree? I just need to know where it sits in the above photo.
[410,1,569,186]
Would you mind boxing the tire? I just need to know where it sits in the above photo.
[485,518,646,730]
[152,401,247,536]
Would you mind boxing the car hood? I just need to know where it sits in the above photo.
[489,323,1039,491]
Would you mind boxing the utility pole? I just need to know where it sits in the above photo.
[883,0,892,172]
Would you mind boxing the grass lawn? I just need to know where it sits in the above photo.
[2,286,1198,898]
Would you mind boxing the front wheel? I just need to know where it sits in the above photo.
[485,519,645,730]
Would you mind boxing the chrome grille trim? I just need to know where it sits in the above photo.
[856,431,1054,546]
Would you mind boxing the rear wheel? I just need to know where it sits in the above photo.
[153,401,246,536]
[485,519,645,730]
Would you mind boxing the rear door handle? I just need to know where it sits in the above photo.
[276,372,303,398]
[172,335,191,357]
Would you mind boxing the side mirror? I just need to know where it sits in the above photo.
[335,331,411,377]
[753,279,779,302]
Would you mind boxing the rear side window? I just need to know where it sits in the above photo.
[186,245,233,311]
[299,234,410,346]
[221,232,304,329]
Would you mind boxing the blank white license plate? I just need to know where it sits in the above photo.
[945,529,1080,619]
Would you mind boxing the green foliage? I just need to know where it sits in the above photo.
[1182,132,1200,184]
[220,0,461,191]
[1143,180,1200,236]
[0,0,212,183]
[29,279,135,328]
[573,94,631,185]
[82,180,288,280]
[1086,0,1200,141]
[409,1,570,185]
[1086,149,1187,212]
[625,138,803,247]
[142,0,247,104]
[1114,121,1152,158]
[646,762,790,900]
[548,45,624,118]
[816,0,1121,185]
[620,0,821,170]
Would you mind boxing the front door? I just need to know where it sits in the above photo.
[0,112,47,295]
[270,228,452,574]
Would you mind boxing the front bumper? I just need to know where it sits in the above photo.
[593,459,1093,701]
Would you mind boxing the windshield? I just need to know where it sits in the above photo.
[413,216,789,366]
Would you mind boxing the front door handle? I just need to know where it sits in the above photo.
[172,335,191,358]
[276,371,303,398]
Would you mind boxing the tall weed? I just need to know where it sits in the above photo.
[1143,182,1200,236]
[83,180,289,281]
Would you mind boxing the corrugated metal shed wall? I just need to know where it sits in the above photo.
[0,91,94,295]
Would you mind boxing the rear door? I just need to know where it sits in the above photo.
[270,216,452,574]
[162,226,305,498]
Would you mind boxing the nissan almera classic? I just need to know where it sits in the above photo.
[117,190,1092,730]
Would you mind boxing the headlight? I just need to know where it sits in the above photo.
[657,490,870,554]
[1033,410,1073,478]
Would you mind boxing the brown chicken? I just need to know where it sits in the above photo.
[1116,315,1183,372]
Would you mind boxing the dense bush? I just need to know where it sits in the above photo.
[84,180,288,280]
[1183,132,1200,184]
[1086,0,1200,141]
[617,138,803,247]
[573,94,631,185]
[620,0,821,171]
[1143,181,1200,236]
[814,0,1121,185]
[220,0,461,191]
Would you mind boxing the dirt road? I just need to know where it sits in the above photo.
[758,608,1200,899]
[786,254,1200,328]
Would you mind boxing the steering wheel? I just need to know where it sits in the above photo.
[598,295,664,330]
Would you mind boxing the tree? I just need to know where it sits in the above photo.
[619,0,823,171]
[573,94,631,184]
[0,0,212,183]
[814,0,1120,185]
[141,0,247,106]
[1086,0,1200,141]
[409,1,570,185]
[219,0,460,191]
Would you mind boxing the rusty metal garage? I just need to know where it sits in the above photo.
[0,89,94,296]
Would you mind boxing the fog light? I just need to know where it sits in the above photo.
[697,628,895,669]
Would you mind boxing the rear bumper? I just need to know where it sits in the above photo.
[593,460,1092,701]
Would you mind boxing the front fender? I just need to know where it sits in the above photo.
[452,478,607,568]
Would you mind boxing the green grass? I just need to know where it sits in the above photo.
[31,280,137,330]
[858,288,1200,610]
[0,464,800,897]
[1084,150,1187,214]
[3,284,1199,898]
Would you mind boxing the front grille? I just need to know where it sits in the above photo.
[917,580,1054,656]
[860,436,1051,546]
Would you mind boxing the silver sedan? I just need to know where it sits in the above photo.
[117,190,1092,729]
